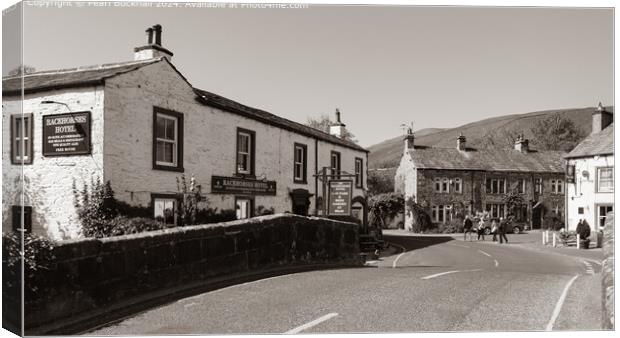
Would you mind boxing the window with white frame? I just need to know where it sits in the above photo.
[485,178,506,194]
[550,179,563,194]
[486,203,505,219]
[330,151,341,179]
[432,205,446,223]
[454,178,462,193]
[11,114,33,164]
[153,196,177,225]
[598,205,613,229]
[355,158,363,188]
[534,178,542,194]
[433,177,450,193]
[153,108,183,171]
[597,167,613,192]
[434,178,441,192]
[237,128,255,175]
[293,143,307,183]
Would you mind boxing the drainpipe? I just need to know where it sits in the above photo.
[315,138,319,216]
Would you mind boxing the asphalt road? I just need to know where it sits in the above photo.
[87,231,603,335]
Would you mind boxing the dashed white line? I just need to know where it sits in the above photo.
[477,249,492,257]
[494,259,499,267]
[285,313,338,334]
[421,269,482,280]
[546,274,579,331]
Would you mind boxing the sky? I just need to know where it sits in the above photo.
[2,1,614,147]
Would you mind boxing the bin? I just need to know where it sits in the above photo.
[597,230,604,248]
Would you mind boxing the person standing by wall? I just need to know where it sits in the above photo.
[576,219,591,249]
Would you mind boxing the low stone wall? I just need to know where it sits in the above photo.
[602,212,614,330]
[21,214,361,334]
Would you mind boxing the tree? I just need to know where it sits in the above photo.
[530,114,586,152]
[176,173,204,225]
[367,170,395,195]
[368,193,404,228]
[306,114,357,143]
[7,65,36,76]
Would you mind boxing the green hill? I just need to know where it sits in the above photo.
[368,106,608,170]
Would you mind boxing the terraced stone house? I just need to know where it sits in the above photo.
[395,129,565,231]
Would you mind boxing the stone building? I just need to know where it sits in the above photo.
[565,104,614,231]
[394,128,566,231]
[2,25,369,240]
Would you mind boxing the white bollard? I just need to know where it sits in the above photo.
[577,234,580,249]
[553,232,556,247]
[546,230,550,245]
[542,231,546,245]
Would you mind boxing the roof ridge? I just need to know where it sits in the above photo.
[2,58,162,79]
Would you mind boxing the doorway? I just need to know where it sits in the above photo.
[532,204,542,229]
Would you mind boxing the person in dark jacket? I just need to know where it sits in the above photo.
[463,215,474,241]
[576,219,591,249]
[498,217,509,244]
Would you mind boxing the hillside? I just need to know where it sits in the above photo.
[368,106,609,169]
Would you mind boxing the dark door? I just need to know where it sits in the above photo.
[532,207,542,229]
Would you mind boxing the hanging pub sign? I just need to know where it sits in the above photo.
[43,111,91,156]
[328,180,352,216]
[566,164,575,183]
[211,176,277,196]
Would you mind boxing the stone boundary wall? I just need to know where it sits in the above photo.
[602,212,614,330]
[20,214,361,334]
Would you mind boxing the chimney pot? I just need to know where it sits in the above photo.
[153,24,162,45]
[457,133,466,151]
[146,28,153,44]
[404,128,415,153]
[134,24,173,61]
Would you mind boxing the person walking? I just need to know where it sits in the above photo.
[463,215,474,241]
[477,218,486,241]
[576,219,591,249]
[491,219,498,242]
[498,217,509,244]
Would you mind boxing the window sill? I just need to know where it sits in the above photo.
[294,180,308,185]
[153,164,184,172]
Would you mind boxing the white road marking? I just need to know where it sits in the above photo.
[581,261,594,275]
[477,250,492,257]
[389,242,408,268]
[285,313,338,334]
[421,269,482,280]
[209,274,295,295]
[447,243,471,249]
[546,274,579,331]
[494,259,499,267]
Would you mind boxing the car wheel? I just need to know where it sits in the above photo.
[512,226,521,234]
[484,227,491,235]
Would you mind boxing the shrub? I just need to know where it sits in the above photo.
[369,193,404,228]
[255,205,275,216]
[176,174,204,226]
[543,213,564,231]
[439,219,464,234]
[73,178,119,238]
[108,216,167,236]
[405,197,431,233]
[2,232,55,299]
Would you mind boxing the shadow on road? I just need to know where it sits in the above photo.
[382,234,455,254]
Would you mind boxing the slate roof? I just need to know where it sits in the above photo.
[194,89,367,152]
[406,147,565,173]
[565,124,614,159]
[2,58,162,95]
[2,58,367,153]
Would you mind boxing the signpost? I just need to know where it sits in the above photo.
[42,112,91,156]
[328,180,352,216]
[211,175,277,196]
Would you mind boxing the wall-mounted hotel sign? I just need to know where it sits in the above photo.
[211,176,277,196]
[566,164,576,183]
[43,112,91,156]
[328,180,352,216]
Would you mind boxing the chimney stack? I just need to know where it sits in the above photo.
[591,102,613,134]
[134,24,174,61]
[404,127,415,153]
[457,133,466,151]
[329,108,347,139]
[514,134,529,153]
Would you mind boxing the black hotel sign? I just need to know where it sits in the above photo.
[43,112,91,156]
[211,176,277,195]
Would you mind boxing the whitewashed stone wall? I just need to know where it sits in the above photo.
[566,154,614,231]
[2,87,105,240]
[394,152,417,230]
[104,60,366,218]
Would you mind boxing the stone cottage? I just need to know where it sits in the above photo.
[2,25,369,240]
[394,128,565,231]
